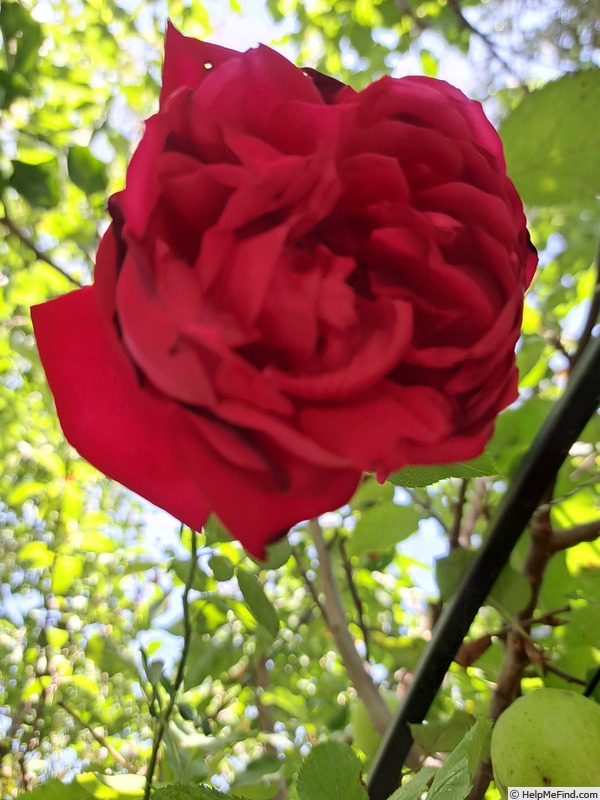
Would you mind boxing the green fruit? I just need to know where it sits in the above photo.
[350,690,399,761]
[491,688,600,797]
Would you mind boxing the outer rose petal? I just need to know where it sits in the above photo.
[161,22,241,105]
[169,411,361,559]
[31,286,210,534]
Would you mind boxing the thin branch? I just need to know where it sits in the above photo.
[404,488,449,533]
[1,209,83,288]
[543,663,588,686]
[546,472,600,507]
[519,483,558,621]
[449,479,468,550]
[491,605,571,639]
[339,537,371,660]
[58,700,130,769]
[544,330,571,361]
[447,0,523,82]
[585,666,600,698]
[459,478,491,547]
[291,544,328,619]
[309,518,392,738]
[550,518,600,551]
[144,527,197,800]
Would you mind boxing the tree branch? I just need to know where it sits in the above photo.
[449,479,468,550]
[404,488,449,533]
[58,700,130,769]
[550,519,600,551]
[291,544,328,619]
[447,0,522,82]
[309,518,391,737]
[1,208,83,288]
[543,663,587,686]
[339,537,371,660]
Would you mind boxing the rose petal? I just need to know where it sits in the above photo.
[170,410,361,559]
[31,287,209,532]
[161,22,241,106]
[299,383,454,476]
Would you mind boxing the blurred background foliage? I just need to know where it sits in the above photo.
[0,1,599,799]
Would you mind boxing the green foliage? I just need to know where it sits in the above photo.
[235,568,280,639]
[67,147,109,197]
[296,742,367,800]
[154,786,248,800]
[501,71,600,208]
[9,159,60,209]
[427,718,491,800]
[389,451,498,489]
[18,774,145,799]
[387,768,436,800]
[347,502,421,557]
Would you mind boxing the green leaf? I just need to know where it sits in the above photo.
[500,71,600,208]
[16,778,87,800]
[0,68,31,108]
[154,784,250,800]
[67,145,108,195]
[183,635,235,690]
[388,451,498,489]
[255,536,292,570]
[203,515,234,546]
[232,753,282,788]
[236,568,279,639]
[348,503,421,557]
[18,540,55,569]
[261,686,308,718]
[210,554,235,582]
[427,756,471,800]
[488,564,532,617]
[0,1,44,75]
[427,718,492,800]
[297,741,368,800]
[171,558,205,591]
[435,549,475,602]
[350,477,395,510]
[488,399,552,477]
[76,773,145,798]
[85,634,139,680]
[46,626,69,648]
[10,158,60,208]
[409,711,474,755]
[387,767,436,800]
[51,553,82,595]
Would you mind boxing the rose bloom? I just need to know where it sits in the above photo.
[32,25,536,558]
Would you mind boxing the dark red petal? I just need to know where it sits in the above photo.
[299,383,453,477]
[170,410,361,559]
[301,67,349,104]
[31,287,209,532]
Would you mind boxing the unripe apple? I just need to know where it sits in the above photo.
[491,688,600,797]
[350,689,399,761]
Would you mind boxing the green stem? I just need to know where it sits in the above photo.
[144,527,197,800]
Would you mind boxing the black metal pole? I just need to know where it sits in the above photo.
[367,334,600,800]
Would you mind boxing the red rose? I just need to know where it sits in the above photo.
[32,24,536,558]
